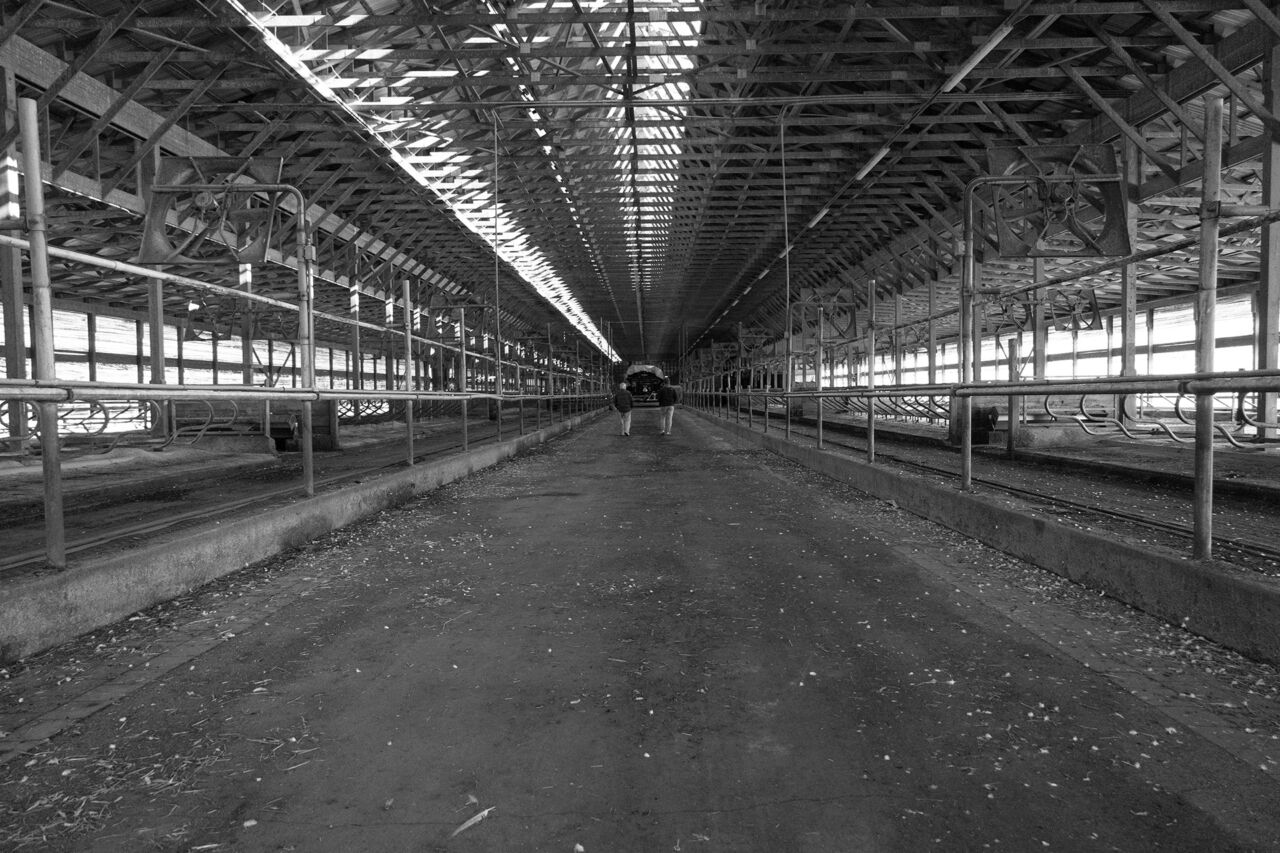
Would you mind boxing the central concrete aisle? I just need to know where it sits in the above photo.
[4,407,1280,851]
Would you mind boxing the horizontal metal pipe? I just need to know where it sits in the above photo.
[0,233,299,313]
[708,370,1280,399]
[43,369,1280,408]
[0,378,603,406]
[1184,376,1280,393]
[0,384,68,401]
[958,381,1188,396]
[781,384,955,398]
[957,369,1280,396]
[0,232,501,365]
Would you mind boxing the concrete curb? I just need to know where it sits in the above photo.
[0,412,603,661]
[701,411,1280,665]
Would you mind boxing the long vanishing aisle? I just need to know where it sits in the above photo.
[3,409,1280,852]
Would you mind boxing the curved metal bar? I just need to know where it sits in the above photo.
[1238,389,1280,431]
[175,400,217,443]
[1174,392,1195,426]
[1072,416,1115,436]
[1069,412,1143,440]
[1214,422,1253,449]
[1076,395,1109,422]
[1113,395,1169,440]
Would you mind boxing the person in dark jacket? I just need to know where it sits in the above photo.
[612,382,634,436]
[656,382,679,435]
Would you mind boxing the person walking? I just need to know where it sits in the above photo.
[612,381,634,436]
[656,381,679,435]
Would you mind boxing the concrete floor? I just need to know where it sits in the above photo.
[3,407,1280,851]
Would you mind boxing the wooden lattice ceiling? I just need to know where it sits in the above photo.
[4,0,1279,370]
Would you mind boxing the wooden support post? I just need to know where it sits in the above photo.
[1195,96,1224,560]
[140,145,168,437]
[349,284,362,390]
[1,69,26,445]
[893,294,903,385]
[176,316,185,384]
[1121,138,1141,429]
[927,279,937,384]
[1259,45,1280,439]
[135,318,144,384]
[86,313,97,382]
[211,327,220,385]
[19,98,64,569]
[240,266,255,385]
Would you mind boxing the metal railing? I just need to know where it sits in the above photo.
[690,370,1280,561]
[0,377,607,569]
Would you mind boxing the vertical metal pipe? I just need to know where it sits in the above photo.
[517,364,525,435]
[866,281,876,463]
[1194,96,1224,559]
[403,279,414,466]
[738,360,743,422]
[763,363,770,433]
[960,184,977,490]
[493,116,504,441]
[294,194,315,497]
[816,307,824,449]
[1007,337,1019,457]
[1032,258,1047,380]
[460,307,469,450]
[781,115,793,438]
[19,98,65,569]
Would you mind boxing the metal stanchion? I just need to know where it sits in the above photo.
[403,280,415,466]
